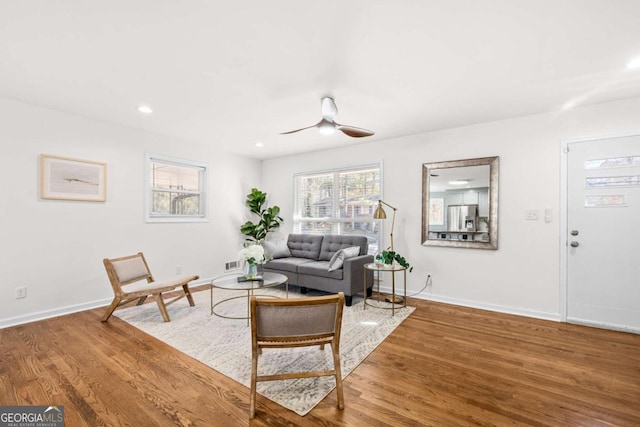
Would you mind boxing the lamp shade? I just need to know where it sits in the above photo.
[373,203,387,219]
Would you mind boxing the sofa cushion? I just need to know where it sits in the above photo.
[287,234,323,260]
[262,240,291,259]
[327,246,360,271]
[263,257,314,273]
[318,235,369,261]
[298,261,344,280]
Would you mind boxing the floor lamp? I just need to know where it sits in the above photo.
[373,200,403,303]
[373,200,396,251]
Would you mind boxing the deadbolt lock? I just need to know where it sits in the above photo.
[570,230,579,236]
[570,241,579,247]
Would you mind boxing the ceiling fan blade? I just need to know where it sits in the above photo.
[281,98,375,138]
[321,97,338,120]
[279,124,318,135]
[336,124,375,138]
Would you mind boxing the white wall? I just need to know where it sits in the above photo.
[0,98,261,327]
[262,97,640,320]
[3,96,639,327]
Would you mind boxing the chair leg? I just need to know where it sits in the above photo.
[152,293,171,322]
[136,296,148,305]
[250,347,259,418]
[332,342,344,410]
[101,297,122,322]
[183,284,195,306]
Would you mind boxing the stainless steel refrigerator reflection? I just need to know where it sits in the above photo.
[447,204,478,231]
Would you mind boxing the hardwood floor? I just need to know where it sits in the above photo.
[1,291,639,426]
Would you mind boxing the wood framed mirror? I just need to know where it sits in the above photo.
[422,156,499,249]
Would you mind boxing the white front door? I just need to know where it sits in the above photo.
[566,135,640,332]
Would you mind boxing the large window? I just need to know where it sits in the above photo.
[145,154,208,222]
[294,164,381,253]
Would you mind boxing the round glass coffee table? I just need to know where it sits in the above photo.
[210,272,288,324]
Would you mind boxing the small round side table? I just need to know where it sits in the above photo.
[363,263,407,316]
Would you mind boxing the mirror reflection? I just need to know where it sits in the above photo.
[422,157,499,249]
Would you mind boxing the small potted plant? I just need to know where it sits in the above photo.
[238,244,265,279]
[375,248,413,272]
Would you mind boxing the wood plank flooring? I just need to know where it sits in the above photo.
[1,290,639,426]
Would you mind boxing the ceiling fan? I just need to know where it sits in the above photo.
[280,97,375,138]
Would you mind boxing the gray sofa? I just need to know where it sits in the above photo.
[262,234,374,306]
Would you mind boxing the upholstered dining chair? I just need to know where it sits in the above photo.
[249,292,345,418]
[102,252,199,322]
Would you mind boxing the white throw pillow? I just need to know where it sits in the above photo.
[262,240,291,259]
[327,246,361,271]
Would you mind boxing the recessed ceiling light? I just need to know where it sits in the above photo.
[137,105,153,114]
[255,142,264,148]
[448,180,469,185]
[626,57,640,69]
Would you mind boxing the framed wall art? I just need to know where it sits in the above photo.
[40,154,107,202]
[429,197,444,225]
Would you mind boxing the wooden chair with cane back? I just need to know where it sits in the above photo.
[249,292,345,418]
[102,252,199,322]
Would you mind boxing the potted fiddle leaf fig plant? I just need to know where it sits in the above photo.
[376,248,413,272]
[240,188,284,242]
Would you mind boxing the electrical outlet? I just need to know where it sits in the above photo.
[426,275,432,287]
[175,265,183,275]
[15,287,27,299]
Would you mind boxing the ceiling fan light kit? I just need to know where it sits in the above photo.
[281,97,375,138]
[317,119,336,135]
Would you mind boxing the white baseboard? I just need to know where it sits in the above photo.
[0,278,214,330]
[1,280,562,329]
[567,317,640,334]
[376,286,561,322]
[0,298,113,330]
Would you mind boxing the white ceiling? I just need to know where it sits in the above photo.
[2,1,640,160]
[429,165,490,192]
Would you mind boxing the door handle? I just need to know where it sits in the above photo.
[570,241,579,247]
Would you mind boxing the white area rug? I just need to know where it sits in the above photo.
[114,287,414,416]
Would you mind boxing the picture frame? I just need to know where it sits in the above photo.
[40,154,107,202]
[429,197,444,225]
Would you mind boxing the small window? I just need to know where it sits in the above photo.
[145,154,208,223]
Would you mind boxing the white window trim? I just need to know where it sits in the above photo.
[144,153,209,223]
